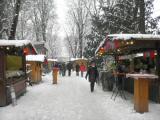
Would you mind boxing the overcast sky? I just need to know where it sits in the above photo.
[55,0,69,58]
[153,0,160,17]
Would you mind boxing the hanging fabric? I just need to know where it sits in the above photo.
[150,50,155,60]
[114,39,119,49]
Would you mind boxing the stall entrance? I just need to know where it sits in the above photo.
[0,51,6,106]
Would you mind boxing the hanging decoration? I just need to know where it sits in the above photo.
[143,51,150,59]
[150,50,155,60]
[143,51,155,60]
[114,39,120,49]
[99,47,105,56]
[104,41,111,51]
[23,47,29,55]
[32,48,36,54]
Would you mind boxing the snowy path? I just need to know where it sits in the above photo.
[0,72,160,120]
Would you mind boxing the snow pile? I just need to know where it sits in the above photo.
[26,55,45,62]
[0,40,31,47]
[0,72,160,120]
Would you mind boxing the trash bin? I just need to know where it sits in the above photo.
[53,67,59,84]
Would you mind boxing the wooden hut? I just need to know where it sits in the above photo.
[0,40,33,106]
[96,34,160,113]
[26,55,45,83]
[71,58,88,71]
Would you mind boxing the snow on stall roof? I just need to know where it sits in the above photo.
[0,40,31,47]
[95,39,106,54]
[48,58,57,62]
[26,55,45,62]
[70,57,88,61]
[108,34,160,41]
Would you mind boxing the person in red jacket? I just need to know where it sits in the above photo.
[80,63,86,77]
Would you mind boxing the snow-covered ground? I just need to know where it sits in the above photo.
[0,72,160,120]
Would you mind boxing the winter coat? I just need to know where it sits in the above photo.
[80,65,86,72]
[67,63,72,70]
[62,64,66,71]
[85,66,99,82]
[76,64,80,72]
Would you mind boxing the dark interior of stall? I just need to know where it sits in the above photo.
[120,56,160,103]
[0,46,27,106]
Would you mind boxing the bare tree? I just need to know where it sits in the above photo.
[15,0,56,42]
[0,0,17,39]
[46,23,59,58]
[64,24,78,58]
[0,0,6,38]
[67,0,92,58]
[31,0,55,42]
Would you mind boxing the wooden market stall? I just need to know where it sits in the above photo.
[96,34,160,113]
[0,40,33,106]
[71,58,88,71]
[26,55,45,83]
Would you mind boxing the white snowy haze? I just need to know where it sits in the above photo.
[54,0,70,60]
[153,0,160,18]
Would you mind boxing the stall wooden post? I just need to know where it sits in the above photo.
[134,78,149,113]
[53,67,59,84]
[126,74,158,113]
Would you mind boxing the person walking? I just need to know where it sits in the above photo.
[85,61,99,92]
[80,63,86,77]
[75,64,80,76]
[67,62,72,76]
[61,63,66,77]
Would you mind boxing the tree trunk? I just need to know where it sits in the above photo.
[9,0,21,40]
[139,0,145,33]
[0,0,5,39]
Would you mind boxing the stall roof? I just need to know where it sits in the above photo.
[0,40,31,47]
[48,58,57,62]
[26,55,45,62]
[95,34,160,55]
[70,58,88,61]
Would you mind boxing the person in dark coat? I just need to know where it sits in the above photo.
[85,61,99,92]
[75,64,80,76]
[67,62,72,76]
[61,63,66,76]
